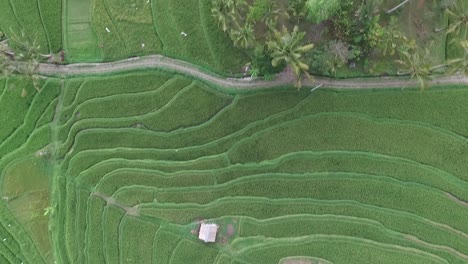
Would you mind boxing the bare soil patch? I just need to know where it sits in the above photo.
[282,260,312,264]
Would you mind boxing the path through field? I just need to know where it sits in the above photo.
[38,55,468,90]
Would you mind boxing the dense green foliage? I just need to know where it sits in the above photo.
[210,0,466,83]
[306,0,341,23]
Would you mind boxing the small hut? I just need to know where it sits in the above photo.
[198,223,218,243]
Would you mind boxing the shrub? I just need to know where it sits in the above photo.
[306,0,341,24]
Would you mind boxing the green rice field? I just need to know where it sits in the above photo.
[0,0,247,74]
[0,0,62,54]
[64,0,248,73]
[0,70,467,263]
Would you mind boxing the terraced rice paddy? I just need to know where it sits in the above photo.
[1,71,468,264]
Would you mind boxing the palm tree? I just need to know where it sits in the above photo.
[10,30,50,61]
[0,34,15,76]
[230,23,255,48]
[211,0,232,32]
[0,54,12,76]
[211,0,247,32]
[446,0,468,38]
[447,40,468,75]
[267,25,314,88]
[396,48,432,90]
[258,1,289,29]
[0,31,46,92]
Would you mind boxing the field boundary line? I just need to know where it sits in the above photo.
[103,206,125,264]
[0,125,49,169]
[0,79,7,102]
[141,196,468,239]
[0,81,54,152]
[55,76,177,155]
[62,0,67,56]
[62,78,85,109]
[83,195,97,264]
[58,74,176,127]
[64,183,78,263]
[249,150,468,188]
[227,111,468,155]
[35,97,59,129]
[225,111,468,162]
[6,0,28,41]
[147,0,164,51]
[0,85,39,146]
[151,226,162,264]
[59,89,310,165]
[405,234,468,260]
[149,171,452,199]
[58,80,193,160]
[65,73,175,107]
[35,0,52,53]
[117,213,127,264]
[49,79,67,264]
[57,76,178,134]
[69,78,190,123]
[241,213,468,258]
[72,153,227,180]
[235,234,449,264]
[197,0,220,69]
[0,195,46,263]
[95,170,214,195]
[101,0,129,53]
[167,239,184,264]
[58,85,232,149]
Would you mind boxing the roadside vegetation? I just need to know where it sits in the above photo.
[0,31,53,94]
[211,0,467,87]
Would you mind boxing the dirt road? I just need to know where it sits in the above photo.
[37,55,468,90]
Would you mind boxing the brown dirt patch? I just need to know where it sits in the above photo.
[306,22,327,43]
[227,224,235,236]
[277,65,295,83]
[417,0,425,9]
[282,260,312,264]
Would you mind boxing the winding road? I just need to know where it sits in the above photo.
[37,55,468,90]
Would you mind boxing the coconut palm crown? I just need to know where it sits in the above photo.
[267,25,314,88]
